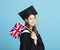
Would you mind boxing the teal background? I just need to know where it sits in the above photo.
[0,0,60,50]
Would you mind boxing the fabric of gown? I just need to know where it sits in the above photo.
[20,30,45,50]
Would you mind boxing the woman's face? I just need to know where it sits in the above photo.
[27,14,36,27]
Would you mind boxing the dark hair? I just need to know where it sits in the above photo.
[25,14,38,36]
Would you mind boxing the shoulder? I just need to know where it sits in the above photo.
[22,29,31,36]
[20,29,31,40]
[37,31,42,38]
[22,29,30,33]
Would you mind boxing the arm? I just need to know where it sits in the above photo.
[20,33,30,50]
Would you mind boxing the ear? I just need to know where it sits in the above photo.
[25,19,28,22]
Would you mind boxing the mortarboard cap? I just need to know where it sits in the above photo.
[18,5,38,20]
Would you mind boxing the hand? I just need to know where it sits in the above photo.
[31,32,37,39]
[31,32,37,45]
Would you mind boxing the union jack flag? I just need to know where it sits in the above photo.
[10,21,25,39]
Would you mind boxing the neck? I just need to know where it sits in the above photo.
[30,26,33,31]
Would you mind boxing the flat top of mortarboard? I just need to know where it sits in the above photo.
[18,5,38,21]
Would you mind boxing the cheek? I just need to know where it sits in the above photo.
[28,20,32,24]
[34,20,36,23]
[28,20,36,25]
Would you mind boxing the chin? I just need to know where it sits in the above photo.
[31,24,35,27]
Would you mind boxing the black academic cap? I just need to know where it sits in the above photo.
[18,5,38,20]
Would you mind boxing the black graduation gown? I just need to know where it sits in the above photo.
[20,31,45,50]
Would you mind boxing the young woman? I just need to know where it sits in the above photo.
[18,6,45,50]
